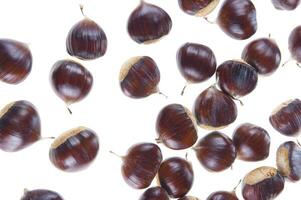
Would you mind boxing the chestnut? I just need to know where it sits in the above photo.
[0,39,32,84]
[127,1,172,44]
[272,0,300,10]
[156,104,198,150]
[119,56,161,98]
[217,0,257,40]
[289,25,301,64]
[177,0,220,17]
[49,127,99,172]
[193,86,237,129]
[139,187,169,200]
[66,6,107,60]
[216,60,258,97]
[178,196,199,200]
[242,38,281,75]
[233,123,270,161]
[269,99,301,136]
[194,131,236,172]
[242,166,285,200]
[207,191,238,200]
[276,141,301,181]
[21,189,63,200]
[158,157,194,198]
[0,100,41,152]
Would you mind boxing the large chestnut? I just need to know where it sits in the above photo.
[158,157,194,198]
[139,187,169,200]
[0,100,41,152]
[242,166,285,200]
[156,104,198,150]
[242,38,281,75]
[0,39,32,84]
[217,0,257,40]
[272,0,300,10]
[269,99,301,136]
[216,60,258,97]
[289,25,301,64]
[276,141,301,181]
[233,123,270,161]
[21,189,63,200]
[178,0,220,17]
[49,127,99,172]
[194,131,236,172]
[127,1,172,44]
[194,86,238,129]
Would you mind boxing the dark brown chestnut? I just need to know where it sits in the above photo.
[269,99,301,136]
[207,191,238,200]
[233,123,270,161]
[216,60,258,97]
[21,189,64,200]
[49,127,99,172]
[127,1,172,44]
[178,0,220,16]
[178,196,199,200]
[158,157,194,198]
[272,0,300,10]
[276,141,301,181]
[0,39,32,84]
[217,0,257,40]
[242,38,281,75]
[139,186,169,200]
[289,25,301,63]
[119,56,161,98]
[193,86,238,129]
[242,166,285,200]
[194,131,236,172]
[156,104,198,150]
[0,100,41,152]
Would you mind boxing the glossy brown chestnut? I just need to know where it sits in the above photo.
[127,1,172,44]
[121,143,162,189]
[242,38,281,75]
[194,86,237,129]
[178,0,220,16]
[120,56,160,98]
[21,189,64,200]
[207,191,238,200]
[49,127,99,172]
[289,25,301,63]
[156,104,198,150]
[50,59,93,105]
[272,0,300,10]
[194,132,236,172]
[217,0,257,40]
[0,100,41,152]
[242,166,285,200]
[178,196,199,200]
[139,187,169,200]
[276,141,301,181]
[0,39,32,84]
[233,123,270,161]
[158,157,194,198]
[269,99,301,136]
[216,60,258,97]
[177,43,217,83]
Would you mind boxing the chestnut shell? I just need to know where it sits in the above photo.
[178,0,220,16]
[289,25,301,63]
[21,189,63,200]
[272,0,300,10]
[207,191,238,200]
[139,187,169,200]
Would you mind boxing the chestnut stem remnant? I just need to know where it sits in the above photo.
[181,84,188,96]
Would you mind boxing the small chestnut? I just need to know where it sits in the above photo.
[0,100,41,152]
[276,141,301,181]
[49,127,99,172]
[158,157,194,198]
[178,0,220,17]
[233,123,270,161]
[217,0,257,40]
[194,131,236,172]
[21,189,64,200]
[289,25,301,64]
[207,191,238,200]
[0,39,32,84]
[139,186,169,200]
[127,1,172,44]
[156,104,198,150]
[272,0,300,10]
[178,196,199,200]
[242,166,285,200]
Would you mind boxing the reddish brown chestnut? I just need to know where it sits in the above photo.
[156,104,198,150]
[242,38,281,75]
[269,99,301,136]
[272,0,300,10]
[276,141,301,181]
[158,157,194,198]
[178,0,220,16]
[207,191,238,200]
[194,131,236,172]
[139,187,169,200]
[119,56,161,98]
[0,100,41,152]
[21,189,64,200]
[289,25,301,63]
[49,127,99,172]
[233,123,270,161]
[127,1,172,44]
[216,60,258,97]
[194,86,238,129]
[217,0,257,40]
[178,196,199,200]
[242,166,285,200]
[0,39,32,84]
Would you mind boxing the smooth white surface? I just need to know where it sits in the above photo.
[0,0,300,199]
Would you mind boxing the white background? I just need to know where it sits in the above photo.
[0,0,300,199]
